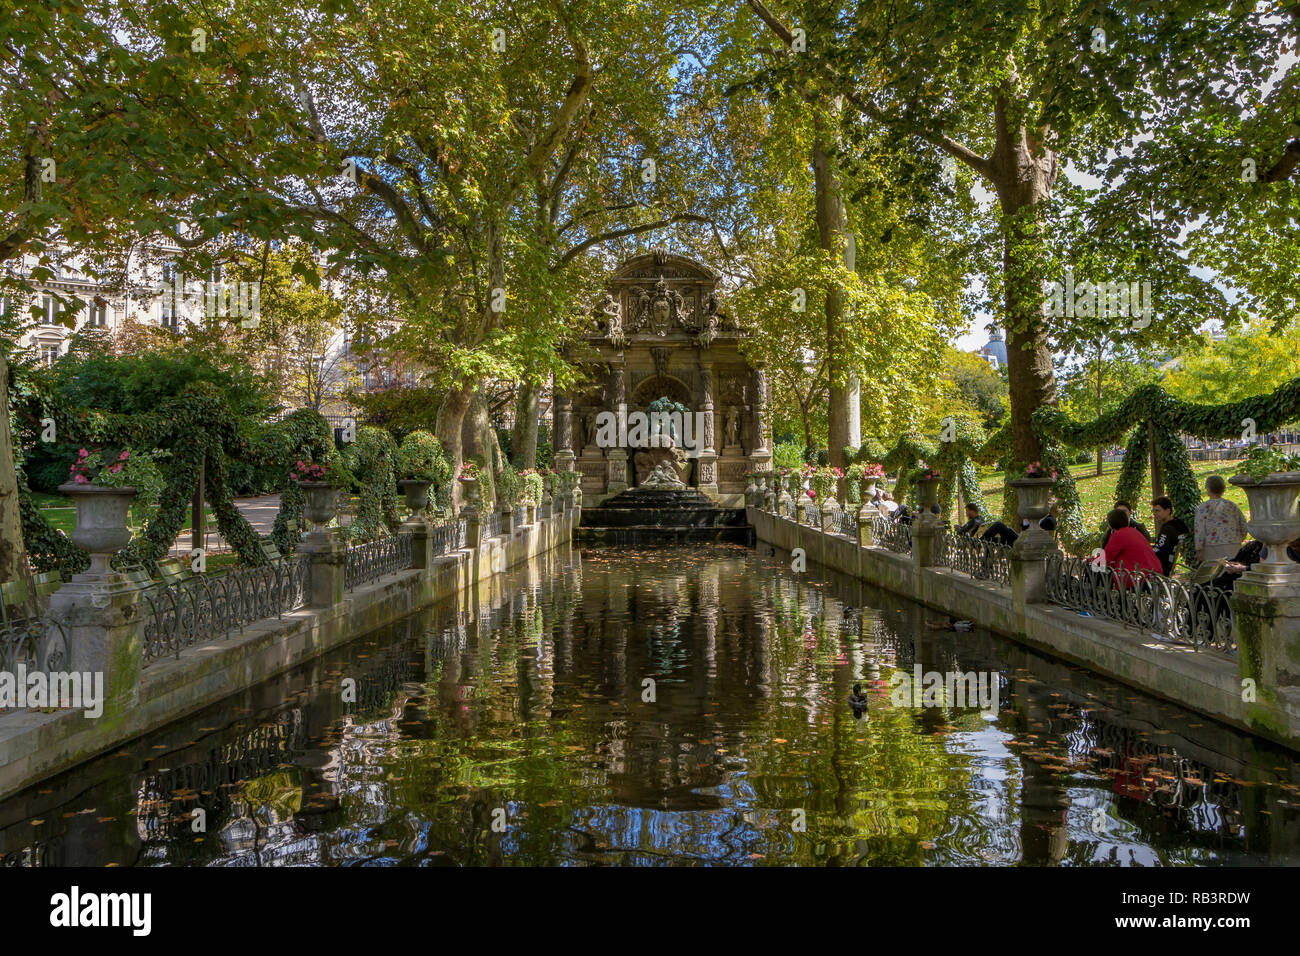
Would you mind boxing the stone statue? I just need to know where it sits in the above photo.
[595,292,624,345]
[641,460,685,490]
[725,409,740,448]
[578,410,596,450]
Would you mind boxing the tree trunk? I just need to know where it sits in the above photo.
[435,382,474,511]
[813,118,852,469]
[1095,342,1104,476]
[0,351,30,587]
[511,382,540,469]
[989,106,1059,465]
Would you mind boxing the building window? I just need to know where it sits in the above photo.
[89,302,108,327]
[39,295,57,324]
[160,297,178,329]
[37,341,60,366]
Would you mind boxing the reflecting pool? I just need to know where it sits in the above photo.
[3,544,1298,866]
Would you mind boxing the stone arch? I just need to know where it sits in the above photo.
[632,374,691,408]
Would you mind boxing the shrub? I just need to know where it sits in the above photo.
[772,441,804,469]
[497,464,522,506]
[394,430,450,484]
[815,448,830,467]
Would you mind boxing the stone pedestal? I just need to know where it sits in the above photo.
[46,571,146,721]
[697,455,719,500]
[1232,571,1300,696]
[1010,529,1060,605]
[301,529,347,608]
[403,517,436,570]
[607,449,629,494]
[857,505,877,548]
[912,514,944,568]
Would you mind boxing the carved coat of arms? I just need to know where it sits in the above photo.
[629,277,694,336]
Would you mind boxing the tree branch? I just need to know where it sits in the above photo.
[553,214,714,269]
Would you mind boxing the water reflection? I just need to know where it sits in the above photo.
[1,543,1298,866]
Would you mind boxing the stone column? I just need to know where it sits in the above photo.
[46,569,145,721]
[697,355,719,499]
[749,362,773,474]
[301,527,347,608]
[553,388,574,475]
[606,357,629,494]
[403,515,436,570]
[1009,479,1060,604]
[1231,564,1300,698]
[912,511,945,569]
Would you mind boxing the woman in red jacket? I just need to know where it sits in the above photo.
[1102,508,1163,586]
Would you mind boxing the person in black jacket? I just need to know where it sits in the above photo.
[1100,500,1151,548]
[957,503,983,536]
[1150,496,1189,576]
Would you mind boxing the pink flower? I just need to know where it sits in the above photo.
[77,448,88,459]
[107,463,122,473]
[74,475,88,484]
[118,450,130,460]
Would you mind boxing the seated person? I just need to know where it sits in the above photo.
[1150,495,1189,576]
[1102,507,1162,582]
[1211,536,1300,592]
[894,503,912,525]
[1100,500,1151,548]
[877,491,899,517]
[957,503,984,536]
[980,521,1019,546]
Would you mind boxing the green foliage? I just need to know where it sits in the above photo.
[342,426,400,541]
[815,449,830,467]
[520,471,545,508]
[1239,445,1300,481]
[394,429,450,484]
[497,464,522,508]
[773,441,804,469]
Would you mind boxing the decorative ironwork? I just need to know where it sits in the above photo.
[1044,552,1235,653]
[142,556,310,664]
[803,500,820,527]
[942,533,1012,586]
[0,615,69,679]
[829,506,858,538]
[344,533,414,591]
[869,515,912,554]
[782,497,796,520]
[430,519,466,556]
[482,510,502,540]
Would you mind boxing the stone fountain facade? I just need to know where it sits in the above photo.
[553,249,772,505]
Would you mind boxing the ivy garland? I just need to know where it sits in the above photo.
[342,425,401,541]
[860,376,1300,559]
[16,382,338,575]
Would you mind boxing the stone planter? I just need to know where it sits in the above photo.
[526,503,538,524]
[862,479,878,499]
[459,476,481,511]
[1230,471,1300,572]
[59,483,137,574]
[1010,476,1055,524]
[916,475,941,512]
[297,481,338,533]
[397,479,432,516]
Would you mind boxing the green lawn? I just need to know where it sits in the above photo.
[33,491,218,537]
[977,459,1251,532]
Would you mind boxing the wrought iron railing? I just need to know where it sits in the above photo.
[142,556,310,664]
[431,518,467,555]
[1043,552,1235,653]
[0,615,69,677]
[869,515,912,554]
[942,533,1012,586]
[482,510,502,540]
[829,506,858,538]
[782,496,796,520]
[344,533,414,591]
[803,500,821,527]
